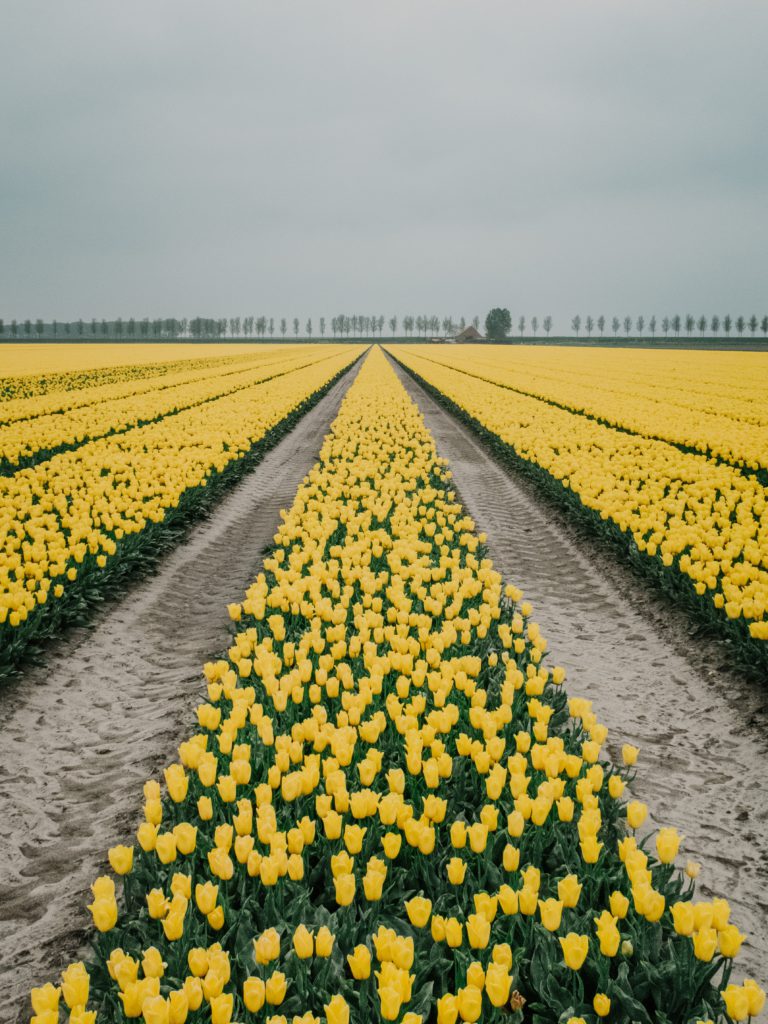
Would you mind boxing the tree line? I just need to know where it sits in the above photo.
[0,314,485,341]
[2,312,767,341]
[485,309,768,340]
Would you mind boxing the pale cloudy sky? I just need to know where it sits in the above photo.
[1,0,766,328]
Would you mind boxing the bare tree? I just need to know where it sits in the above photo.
[519,315,526,337]
[571,315,581,337]
[531,316,539,336]
[585,316,594,336]
[543,316,553,336]
[736,315,745,336]
[636,316,645,335]
[597,315,605,336]
[710,315,720,335]
[623,316,631,336]
[648,315,657,337]
[723,315,732,336]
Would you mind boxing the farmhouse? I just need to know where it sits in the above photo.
[450,325,483,343]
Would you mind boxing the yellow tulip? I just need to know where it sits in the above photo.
[107,845,134,875]
[316,926,335,957]
[405,896,432,927]
[265,971,287,1006]
[559,933,589,970]
[593,993,611,1018]
[293,924,314,959]
[324,995,350,1024]
[243,977,266,1013]
[61,963,89,1010]
[347,945,371,980]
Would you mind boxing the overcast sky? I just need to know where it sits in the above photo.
[1,0,766,327]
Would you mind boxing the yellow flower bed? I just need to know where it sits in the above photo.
[1,344,283,400]
[0,347,350,469]
[31,349,763,1024]
[0,347,362,641]
[400,345,768,472]
[0,346,310,426]
[390,347,768,642]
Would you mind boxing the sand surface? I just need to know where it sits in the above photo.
[0,364,358,1020]
[390,356,768,983]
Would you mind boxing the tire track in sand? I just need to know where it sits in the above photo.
[390,355,768,984]
[0,361,360,1020]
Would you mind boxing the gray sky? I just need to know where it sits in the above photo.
[1,0,767,327]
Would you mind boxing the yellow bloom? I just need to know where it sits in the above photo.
[457,986,482,1023]
[485,962,512,1007]
[626,801,647,829]
[593,993,611,1017]
[324,995,350,1024]
[254,928,281,965]
[466,913,491,949]
[107,845,134,875]
[447,857,466,884]
[538,898,563,932]
[655,827,681,863]
[141,947,166,979]
[347,945,371,980]
[559,933,589,970]
[692,927,718,962]
[243,977,266,1013]
[293,924,314,959]
[61,963,89,1010]
[265,971,287,1006]
[622,744,639,765]
[405,896,432,928]
[557,874,582,908]
[209,992,233,1024]
[315,926,335,957]
[720,985,750,1022]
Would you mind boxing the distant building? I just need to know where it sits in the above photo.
[450,325,483,343]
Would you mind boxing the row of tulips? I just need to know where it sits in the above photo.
[0,346,364,675]
[400,345,768,474]
[0,346,339,473]
[388,347,768,656]
[0,345,272,406]
[31,348,763,1023]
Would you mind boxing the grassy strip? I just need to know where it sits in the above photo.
[390,354,768,679]
[0,355,363,681]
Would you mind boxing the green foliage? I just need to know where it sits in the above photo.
[484,309,512,341]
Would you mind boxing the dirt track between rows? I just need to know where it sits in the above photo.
[391,355,768,984]
[0,363,359,1020]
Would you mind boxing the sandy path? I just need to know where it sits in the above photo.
[0,363,358,1020]
[391,357,768,983]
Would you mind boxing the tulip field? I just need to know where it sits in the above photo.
[0,344,364,675]
[389,345,768,665]
[11,344,764,1024]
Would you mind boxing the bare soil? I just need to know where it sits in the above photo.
[0,365,358,1020]
[391,357,768,984]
